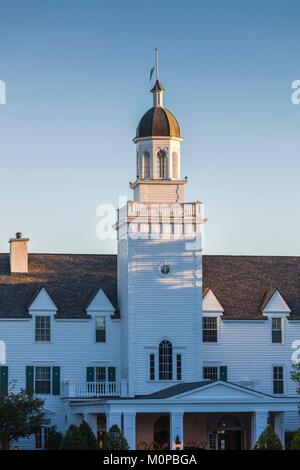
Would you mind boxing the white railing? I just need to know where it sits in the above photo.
[62,381,120,398]
[120,201,203,220]
[233,380,259,390]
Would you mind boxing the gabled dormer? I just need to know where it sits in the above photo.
[28,287,57,313]
[202,289,224,344]
[261,290,291,345]
[261,290,291,316]
[202,288,224,315]
[28,287,57,343]
[86,288,116,345]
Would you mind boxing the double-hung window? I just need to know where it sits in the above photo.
[273,366,284,394]
[35,316,51,342]
[35,366,51,394]
[203,366,218,381]
[203,317,218,343]
[95,316,106,343]
[272,318,282,344]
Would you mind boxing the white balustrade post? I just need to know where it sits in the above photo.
[120,379,128,397]
[170,412,184,450]
[274,412,285,448]
[123,412,136,450]
[251,411,268,448]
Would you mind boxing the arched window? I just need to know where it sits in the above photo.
[157,150,167,178]
[172,152,179,179]
[142,151,150,178]
[159,340,173,380]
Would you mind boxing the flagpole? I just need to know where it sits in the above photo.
[155,48,159,81]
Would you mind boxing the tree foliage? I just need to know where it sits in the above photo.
[46,426,64,450]
[102,424,129,450]
[254,424,283,450]
[291,428,300,450]
[78,420,99,450]
[0,385,45,449]
[60,425,87,450]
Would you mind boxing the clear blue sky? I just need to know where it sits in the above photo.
[0,0,299,255]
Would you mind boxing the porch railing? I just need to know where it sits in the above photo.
[62,381,120,398]
[233,380,259,390]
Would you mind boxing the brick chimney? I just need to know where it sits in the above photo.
[9,232,29,274]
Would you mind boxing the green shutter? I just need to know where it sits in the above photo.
[86,367,95,382]
[220,366,227,382]
[52,366,60,395]
[26,366,34,393]
[108,367,116,382]
[0,366,8,395]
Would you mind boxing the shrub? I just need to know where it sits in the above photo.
[78,420,99,450]
[60,425,87,450]
[254,424,283,450]
[45,426,64,450]
[291,428,300,450]
[102,425,129,450]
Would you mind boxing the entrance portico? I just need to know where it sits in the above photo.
[64,380,298,450]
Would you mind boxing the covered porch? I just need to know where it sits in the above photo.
[64,380,297,450]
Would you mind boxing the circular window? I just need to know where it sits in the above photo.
[160,263,170,275]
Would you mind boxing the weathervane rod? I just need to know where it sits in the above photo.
[155,48,159,81]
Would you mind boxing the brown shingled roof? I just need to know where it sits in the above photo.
[203,255,300,319]
[0,253,117,318]
[0,253,300,320]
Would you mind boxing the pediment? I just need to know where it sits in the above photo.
[86,288,114,312]
[202,289,224,313]
[262,290,291,315]
[170,381,267,401]
[28,287,57,312]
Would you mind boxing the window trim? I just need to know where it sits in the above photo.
[34,315,51,343]
[202,316,219,343]
[95,315,107,344]
[34,366,52,395]
[270,316,284,345]
[203,365,219,381]
[272,365,285,395]
[35,426,50,450]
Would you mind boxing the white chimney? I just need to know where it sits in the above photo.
[9,232,29,274]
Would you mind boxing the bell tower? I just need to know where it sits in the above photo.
[117,54,206,397]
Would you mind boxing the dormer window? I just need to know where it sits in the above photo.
[202,317,218,343]
[272,317,283,344]
[157,150,167,178]
[35,316,51,342]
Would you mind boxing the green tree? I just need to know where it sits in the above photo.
[60,425,87,450]
[102,425,129,450]
[291,428,300,450]
[254,424,283,450]
[0,385,45,449]
[78,420,99,450]
[46,426,64,450]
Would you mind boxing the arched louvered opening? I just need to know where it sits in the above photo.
[142,151,150,178]
[157,150,167,179]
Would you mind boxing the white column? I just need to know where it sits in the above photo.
[274,412,285,448]
[83,413,97,438]
[251,411,268,448]
[67,412,82,429]
[170,412,184,450]
[106,411,122,431]
[123,412,136,450]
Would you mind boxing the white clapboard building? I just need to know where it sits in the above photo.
[0,77,300,450]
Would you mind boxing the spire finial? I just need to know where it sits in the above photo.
[155,48,159,81]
